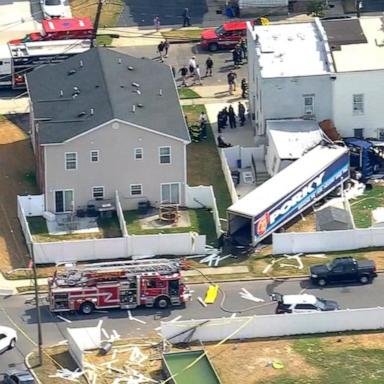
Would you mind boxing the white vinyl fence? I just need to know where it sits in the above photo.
[115,190,128,237]
[17,194,44,216]
[185,185,222,237]
[273,227,384,254]
[219,148,238,204]
[162,307,384,344]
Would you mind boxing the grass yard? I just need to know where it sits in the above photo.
[69,0,123,27]
[124,209,217,245]
[350,186,384,228]
[96,34,113,46]
[161,28,205,41]
[183,105,232,219]
[178,88,201,99]
[207,332,384,384]
[27,214,121,242]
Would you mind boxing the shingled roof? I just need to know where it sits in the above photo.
[27,48,190,144]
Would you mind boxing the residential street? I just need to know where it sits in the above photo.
[2,276,384,373]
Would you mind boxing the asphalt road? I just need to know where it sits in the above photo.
[117,0,227,28]
[115,42,248,89]
[2,275,384,373]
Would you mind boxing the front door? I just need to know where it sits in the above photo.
[55,190,74,213]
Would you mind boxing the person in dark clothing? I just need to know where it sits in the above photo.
[179,65,188,86]
[240,38,247,60]
[171,66,176,78]
[157,41,165,62]
[235,45,243,63]
[217,135,232,148]
[205,56,213,77]
[232,49,240,69]
[217,111,223,133]
[228,105,236,128]
[238,102,246,126]
[241,78,248,99]
[222,107,229,127]
[182,8,191,27]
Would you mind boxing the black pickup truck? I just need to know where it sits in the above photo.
[310,257,377,286]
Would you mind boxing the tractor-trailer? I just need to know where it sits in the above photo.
[227,144,350,246]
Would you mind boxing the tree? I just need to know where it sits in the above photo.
[307,0,327,17]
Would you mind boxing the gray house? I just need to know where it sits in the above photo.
[27,48,190,213]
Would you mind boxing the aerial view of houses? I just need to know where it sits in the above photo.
[1,0,384,383]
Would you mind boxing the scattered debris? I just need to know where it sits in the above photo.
[57,315,72,323]
[197,297,207,307]
[204,284,219,304]
[272,360,284,369]
[239,288,264,303]
[49,368,84,381]
[128,310,147,325]
[129,346,148,365]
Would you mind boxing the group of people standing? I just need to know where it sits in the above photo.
[178,56,214,87]
[217,102,247,132]
[232,38,247,68]
[157,40,170,62]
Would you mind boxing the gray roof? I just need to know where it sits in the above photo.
[27,48,190,144]
[316,206,352,230]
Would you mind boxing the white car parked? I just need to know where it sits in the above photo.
[0,326,17,354]
[40,0,66,19]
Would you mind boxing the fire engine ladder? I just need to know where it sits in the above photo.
[72,259,181,276]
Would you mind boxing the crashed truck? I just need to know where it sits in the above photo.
[227,144,350,246]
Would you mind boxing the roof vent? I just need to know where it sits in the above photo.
[132,105,136,113]
[137,103,143,108]
[159,89,163,96]
[73,86,80,93]
[136,89,141,95]
[95,84,100,88]
[120,85,125,88]
[68,69,76,76]
[127,66,134,70]
[80,60,84,67]
[118,58,122,64]
[72,93,78,99]
[59,90,64,97]
[78,111,86,117]
[90,108,94,115]
[132,82,140,88]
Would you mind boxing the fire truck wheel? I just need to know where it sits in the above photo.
[80,302,94,315]
[155,296,170,309]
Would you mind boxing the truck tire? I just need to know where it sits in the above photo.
[8,338,16,350]
[359,275,370,284]
[80,302,94,315]
[208,43,219,52]
[317,278,327,287]
[155,296,170,309]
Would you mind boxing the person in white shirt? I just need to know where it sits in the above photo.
[193,64,202,85]
[188,56,197,77]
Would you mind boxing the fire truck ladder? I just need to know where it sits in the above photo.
[68,259,180,276]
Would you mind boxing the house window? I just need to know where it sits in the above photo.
[303,95,314,115]
[90,150,99,163]
[65,152,77,170]
[92,186,104,200]
[353,94,364,114]
[161,183,180,204]
[134,148,143,160]
[378,129,384,141]
[130,184,143,196]
[354,128,364,139]
[159,147,171,164]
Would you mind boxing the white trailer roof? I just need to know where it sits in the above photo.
[228,144,348,218]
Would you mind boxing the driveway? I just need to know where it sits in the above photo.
[118,0,228,28]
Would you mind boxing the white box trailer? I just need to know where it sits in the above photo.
[227,144,350,246]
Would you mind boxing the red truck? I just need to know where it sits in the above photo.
[9,17,93,44]
[200,18,269,52]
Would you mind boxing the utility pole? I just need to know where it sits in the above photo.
[31,245,43,366]
[91,0,105,48]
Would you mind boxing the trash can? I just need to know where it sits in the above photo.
[99,342,112,356]
[225,6,234,17]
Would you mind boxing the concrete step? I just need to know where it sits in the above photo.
[255,172,270,186]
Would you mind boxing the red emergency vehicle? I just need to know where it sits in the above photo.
[48,259,190,314]
[9,17,93,44]
[200,18,269,52]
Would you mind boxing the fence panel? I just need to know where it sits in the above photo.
[272,227,384,254]
[18,194,44,216]
[17,196,33,255]
[115,190,128,237]
[219,149,238,204]
[162,307,384,344]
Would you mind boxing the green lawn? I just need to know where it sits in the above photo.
[161,28,205,41]
[267,336,384,383]
[350,186,384,228]
[124,209,217,245]
[27,214,121,242]
[178,88,201,99]
[96,34,113,46]
[183,105,232,220]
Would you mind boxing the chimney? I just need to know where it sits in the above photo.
[59,90,63,97]
[118,58,122,64]
[90,108,94,115]
[159,89,163,96]
[80,60,84,67]
[132,105,136,113]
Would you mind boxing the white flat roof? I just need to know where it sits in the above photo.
[250,22,330,77]
[228,144,348,217]
[332,17,384,72]
[267,119,323,159]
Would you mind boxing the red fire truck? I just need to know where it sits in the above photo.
[48,259,190,314]
[8,17,93,45]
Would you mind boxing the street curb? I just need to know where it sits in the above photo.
[25,351,43,384]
